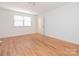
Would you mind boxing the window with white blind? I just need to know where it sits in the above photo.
[14,15,31,26]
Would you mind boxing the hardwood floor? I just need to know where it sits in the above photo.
[0,33,79,56]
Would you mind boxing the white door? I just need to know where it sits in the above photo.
[37,15,45,34]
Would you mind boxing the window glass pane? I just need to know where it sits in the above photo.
[14,15,23,26]
[24,16,31,26]
[14,15,23,21]
[24,17,31,22]
[14,22,23,26]
[24,22,31,26]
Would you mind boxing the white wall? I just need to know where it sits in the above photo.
[0,8,38,38]
[44,3,79,44]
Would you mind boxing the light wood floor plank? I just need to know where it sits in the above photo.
[0,33,79,56]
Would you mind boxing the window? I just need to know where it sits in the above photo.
[24,17,31,26]
[14,15,23,26]
[14,15,31,26]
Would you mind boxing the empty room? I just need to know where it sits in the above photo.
[0,2,79,56]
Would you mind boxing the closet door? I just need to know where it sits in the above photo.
[38,16,45,34]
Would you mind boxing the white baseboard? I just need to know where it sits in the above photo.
[47,35,79,45]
